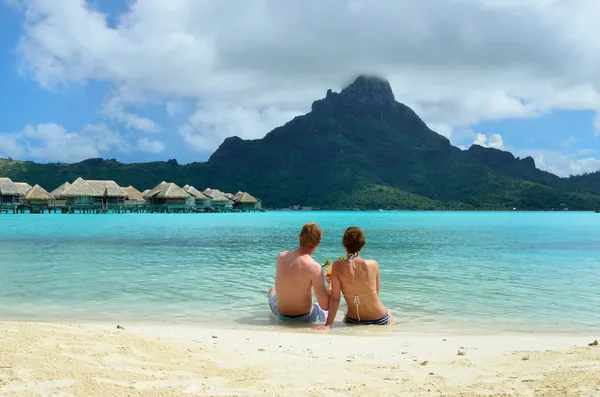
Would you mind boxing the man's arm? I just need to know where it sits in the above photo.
[314,262,341,330]
[311,262,331,311]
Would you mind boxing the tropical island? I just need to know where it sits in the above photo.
[1,75,600,211]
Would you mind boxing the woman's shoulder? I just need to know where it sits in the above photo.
[363,258,379,267]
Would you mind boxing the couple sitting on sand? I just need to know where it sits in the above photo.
[268,222,394,330]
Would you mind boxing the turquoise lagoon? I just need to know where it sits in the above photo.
[0,212,599,333]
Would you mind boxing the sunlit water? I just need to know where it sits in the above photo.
[1,212,599,334]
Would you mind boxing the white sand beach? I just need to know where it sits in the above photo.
[1,321,599,396]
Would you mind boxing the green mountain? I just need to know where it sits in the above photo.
[1,75,600,210]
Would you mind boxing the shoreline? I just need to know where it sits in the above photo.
[1,314,598,337]
[2,321,599,396]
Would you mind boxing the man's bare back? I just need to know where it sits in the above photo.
[267,222,330,323]
[274,249,330,316]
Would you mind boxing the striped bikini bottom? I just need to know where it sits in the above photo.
[343,311,390,326]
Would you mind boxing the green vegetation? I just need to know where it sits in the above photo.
[1,75,600,210]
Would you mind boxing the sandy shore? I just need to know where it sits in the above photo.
[1,322,599,396]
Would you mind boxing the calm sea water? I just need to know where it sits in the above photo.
[1,212,599,333]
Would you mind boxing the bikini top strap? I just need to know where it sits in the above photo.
[348,253,358,267]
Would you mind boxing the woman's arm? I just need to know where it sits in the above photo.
[314,262,341,331]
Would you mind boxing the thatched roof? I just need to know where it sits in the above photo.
[234,192,259,204]
[223,192,235,200]
[24,184,54,201]
[147,182,191,199]
[0,177,19,195]
[14,182,33,196]
[58,177,99,198]
[87,180,127,198]
[202,188,214,197]
[205,188,232,203]
[123,186,144,201]
[51,182,70,197]
[233,191,244,200]
[142,189,150,196]
[184,185,210,200]
[143,181,168,199]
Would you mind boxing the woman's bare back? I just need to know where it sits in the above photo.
[336,256,387,321]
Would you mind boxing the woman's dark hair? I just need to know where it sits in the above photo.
[343,226,365,255]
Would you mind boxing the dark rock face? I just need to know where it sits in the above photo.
[467,145,536,170]
[311,75,397,115]
[521,156,536,169]
[339,75,396,107]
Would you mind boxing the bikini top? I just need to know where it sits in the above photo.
[341,253,377,321]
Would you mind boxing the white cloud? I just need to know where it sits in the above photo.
[473,133,486,147]
[15,0,600,154]
[137,137,165,153]
[575,158,600,174]
[531,150,600,177]
[0,123,130,162]
[0,134,25,159]
[512,145,600,176]
[487,134,505,150]
[101,96,160,133]
[180,102,298,152]
[473,133,505,150]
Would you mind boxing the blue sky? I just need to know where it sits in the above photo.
[1,0,599,176]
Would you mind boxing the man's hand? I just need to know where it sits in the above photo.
[312,324,331,331]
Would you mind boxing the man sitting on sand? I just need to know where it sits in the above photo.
[268,222,331,323]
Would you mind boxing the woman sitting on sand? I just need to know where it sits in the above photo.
[315,226,393,330]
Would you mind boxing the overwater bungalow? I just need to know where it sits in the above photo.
[23,184,55,213]
[223,192,235,201]
[49,182,70,209]
[145,182,195,212]
[143,181,167,199]
[86,180,128,209]
[202,188,233,211]
[57,177,102,212]
[233,192,262,211]
[183,185,212,209]
[122,185,146,203]
[122,186,147,211]
[0,177,20,211]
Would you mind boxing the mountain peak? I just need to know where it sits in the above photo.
[311,74,396,114]
[340,75,395,105]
